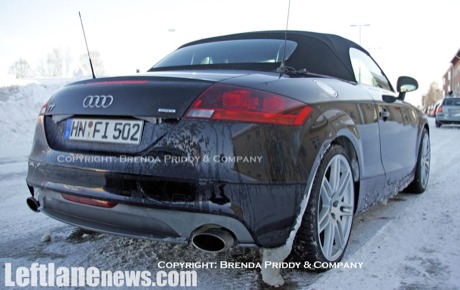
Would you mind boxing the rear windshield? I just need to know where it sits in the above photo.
[443,98,460,106]
[153,39,297,69]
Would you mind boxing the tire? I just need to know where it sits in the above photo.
[292,145,355,271]
[405,128,430,193]
[435,121,441,128]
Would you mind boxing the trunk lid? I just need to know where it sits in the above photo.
[43,72,242,154]
[46,74,220,119]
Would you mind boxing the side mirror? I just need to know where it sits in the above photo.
[396,76,418,100]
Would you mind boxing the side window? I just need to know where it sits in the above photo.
[350,48,392,91]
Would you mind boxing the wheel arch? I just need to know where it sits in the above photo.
[308,109,364,214]
[413,120,430,171]
[330,135,361,213]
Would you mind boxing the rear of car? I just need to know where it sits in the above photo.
[25,32,351,251]
[435,97,460,127]
[25,73,317,250]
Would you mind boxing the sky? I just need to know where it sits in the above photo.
[1,0,459,106]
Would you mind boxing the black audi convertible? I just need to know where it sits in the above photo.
[26,30,430,266]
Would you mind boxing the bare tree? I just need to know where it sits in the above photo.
[424,81,442,109]
[36,48,65,77]
[79,50,105,77]
[9,58,33,79]
[63,47,72,77]
[36,59,46,77]
[47,48,63,76]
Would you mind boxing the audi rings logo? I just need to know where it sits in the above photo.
[83,95,114,108]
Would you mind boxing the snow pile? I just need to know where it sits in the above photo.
[0,81,67,157]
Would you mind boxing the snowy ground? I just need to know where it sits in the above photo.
[0,82,459,289]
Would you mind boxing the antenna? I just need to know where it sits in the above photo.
[79,11,96,79]
[277,0,291,74]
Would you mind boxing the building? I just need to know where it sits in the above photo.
[442,49,460,96]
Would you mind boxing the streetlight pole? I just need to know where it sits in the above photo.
[350,24,370,45]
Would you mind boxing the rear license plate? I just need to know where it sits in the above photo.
[64,118,144,145]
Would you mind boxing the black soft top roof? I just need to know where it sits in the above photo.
[181,30,369,82]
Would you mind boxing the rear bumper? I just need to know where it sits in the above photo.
[436,114,460,124]
[26,160,305,248]
[34,189,256,246]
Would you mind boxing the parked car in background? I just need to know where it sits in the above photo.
[435,97,460,127]
[26,30,430,269]
[425,100,441,118]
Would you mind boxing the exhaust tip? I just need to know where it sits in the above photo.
[191,228,234,253]
[26,197,40,212]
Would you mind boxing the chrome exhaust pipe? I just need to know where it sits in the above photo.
[191,228,234,253]
[26,197,40,212]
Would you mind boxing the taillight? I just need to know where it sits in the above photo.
[437,106,443,113]
[185,84,312,126]
[39,101,49,116]
[62,193,117,208]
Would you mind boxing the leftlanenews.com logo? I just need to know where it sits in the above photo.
[3,263,198,287]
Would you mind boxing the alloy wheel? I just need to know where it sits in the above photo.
[317,154,354,261]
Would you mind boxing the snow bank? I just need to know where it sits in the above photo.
[0,81,68,158]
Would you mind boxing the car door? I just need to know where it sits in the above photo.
[350,48,418,193]
[367,87,418,182]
